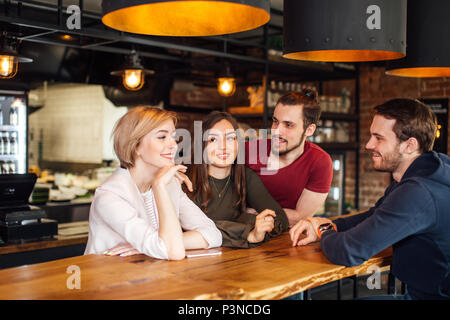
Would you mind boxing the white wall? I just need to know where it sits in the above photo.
[28,83,127,165]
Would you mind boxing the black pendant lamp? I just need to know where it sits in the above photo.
[102,0,270,37]
[111,51,154,91]
[283,0,407,62]
[386,0,450,78]
[0,33,32,79]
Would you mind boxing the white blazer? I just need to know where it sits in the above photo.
[84,167,222,259]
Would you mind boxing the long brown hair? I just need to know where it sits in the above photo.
[185,111,246,214]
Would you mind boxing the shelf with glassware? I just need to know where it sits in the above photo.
[233,80,359,151]
[231,75,359,217]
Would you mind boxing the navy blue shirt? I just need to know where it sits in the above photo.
[321,152,450,300]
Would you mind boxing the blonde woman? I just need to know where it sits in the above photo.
[84,107,222,260]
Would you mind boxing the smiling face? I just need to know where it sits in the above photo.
[271,104,315,156]
[365,115,404,172]
[205,119,238,168]
[135,119,178,169]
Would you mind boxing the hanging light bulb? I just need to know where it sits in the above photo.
[102,0,270,37]
[217,77,236,97]
[217,63,236,97]
[123,69,144,90]
[0,33,32,79]
[0,55,16,78]
[111,51,154,91]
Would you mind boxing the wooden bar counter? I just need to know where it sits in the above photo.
[0,233,392,300]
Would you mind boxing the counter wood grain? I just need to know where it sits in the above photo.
[0,232,392,300]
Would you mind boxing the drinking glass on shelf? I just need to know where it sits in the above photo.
[336,96,344,113]
[277,81,283,91]
[320,96,328,112]
[328,97,337,113]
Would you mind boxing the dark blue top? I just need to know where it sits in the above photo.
[321,151,450,300]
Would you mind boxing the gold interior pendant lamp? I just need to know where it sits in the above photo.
[386,0,450,78]
[0,33,32,79]
[283,0,407,62]
[101,0,270,36]
[111,51,154,91]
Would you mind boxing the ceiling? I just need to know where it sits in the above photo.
[33,0,284,31]
[0,0,356,99]
[34,0,284,17]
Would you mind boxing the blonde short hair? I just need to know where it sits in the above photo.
[112,106,177,169]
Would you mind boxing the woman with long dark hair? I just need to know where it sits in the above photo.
[185,111,289,248]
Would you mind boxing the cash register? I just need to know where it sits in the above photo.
[0,174,57,244]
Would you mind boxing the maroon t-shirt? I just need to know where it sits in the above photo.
[245,139,333,209]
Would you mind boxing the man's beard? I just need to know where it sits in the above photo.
[272,131,306,156]
[371,145,402,173]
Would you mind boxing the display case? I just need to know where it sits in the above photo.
[0,93,28,174]
[324,152,346,217]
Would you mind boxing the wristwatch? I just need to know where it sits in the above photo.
[317,223,337,239]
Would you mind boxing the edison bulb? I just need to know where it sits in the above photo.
[0,55,17,78]
[217,77,236,97]
[123,69,144,90]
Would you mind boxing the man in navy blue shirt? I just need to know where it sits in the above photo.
[290,98,450,300]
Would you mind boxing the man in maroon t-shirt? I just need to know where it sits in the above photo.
[245,89,333,227]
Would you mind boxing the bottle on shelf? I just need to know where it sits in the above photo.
[319,89,353,114]
[9,131,17,155]
[0,104,3,126]
[323,120,335,142]
[1,160,8,174]
[0,132,4,155]
[9,104,18,126]
[320,96,328,112]
[2,131,10,155]
[335,122,350,143]
[314,120,324,143]
[340,88,352,113]
[328,97,338,113]
[277,81,284,92]
[8,161,16,174]
[267,80,276,111]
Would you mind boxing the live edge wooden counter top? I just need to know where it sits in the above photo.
[0,233,392,300]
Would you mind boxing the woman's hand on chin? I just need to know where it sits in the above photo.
[154,165,188,189]
[174,171,193,192]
